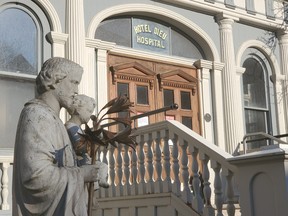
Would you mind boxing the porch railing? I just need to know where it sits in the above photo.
[0,148,13,213]
[95,120,238,216]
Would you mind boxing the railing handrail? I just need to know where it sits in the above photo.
[132,120,236,172]
[242,132,288,154]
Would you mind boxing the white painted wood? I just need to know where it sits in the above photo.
[216,15,240,153]
[0,149,13,211]
[1,163,10,210]
[211,161,224,216]
[277,32,288,136]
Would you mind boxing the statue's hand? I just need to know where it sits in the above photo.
[80,164,99,182]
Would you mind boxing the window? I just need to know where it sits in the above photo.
[242,52,274,149]
[0,8,37,74]
[163,88,194,130]
[163,89,174,107]
[0,3,51,148]
[181,91,192,110]
[136,85,149,105]
[246,0,255,14]
[96,17,204,59]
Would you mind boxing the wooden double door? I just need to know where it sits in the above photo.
[108,54,201,135]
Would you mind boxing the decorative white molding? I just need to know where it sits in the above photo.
[159,0,284,30]
[87,3,220,61]
[236,66,246,75]
[46,31,68,44]
[236,39,280,75]
[36,0,62,32]
[86,38,116,50]
[212,61,225,71]
[193,59,213,69]
[46,31,68,57]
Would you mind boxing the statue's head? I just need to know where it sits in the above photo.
[68,94,96,123]
[36,57,83,95]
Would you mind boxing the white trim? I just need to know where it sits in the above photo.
[87,3,220,61]
[37,0,62,32]
[0,71,36,82]
[236,40,280,75]
[159,0,283,30]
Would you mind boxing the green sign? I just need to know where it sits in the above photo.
[132,18,170,54]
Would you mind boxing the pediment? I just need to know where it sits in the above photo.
[157,69,198,95]
[109,62,156,89]
[110,62,156,77]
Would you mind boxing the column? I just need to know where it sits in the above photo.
[66,0,86,94]
[211,61,226,150]
[277,30,288,135]
[216,14,239,153]
[96,48,109,112]
[194,60,214,143]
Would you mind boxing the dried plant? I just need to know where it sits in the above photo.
[82,95,137,216]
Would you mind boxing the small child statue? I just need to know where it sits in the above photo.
[65,94,109,188]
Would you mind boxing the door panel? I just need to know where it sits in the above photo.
[108,54,201,134]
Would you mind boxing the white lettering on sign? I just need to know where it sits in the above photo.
[133,23,168,49]
[136,36,165,49]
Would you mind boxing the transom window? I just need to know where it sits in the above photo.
[95,17,204,59]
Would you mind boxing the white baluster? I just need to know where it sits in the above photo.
[116,144,123,196]
[171,134,180,196]
[123,145,130,196]
[131,146,138,195]
[138,135,146,195]
[154,131,162,193]
[190,146,204,213]
[1,162,10,210]
[162,129,171,192]
[200,153,214,216]
[180,140,190,203]
[211,161,224,216]
[225,169,235,216]
[108,147,116,197]
[146,133,154,194]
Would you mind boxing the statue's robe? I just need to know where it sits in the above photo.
[13,99,87,216]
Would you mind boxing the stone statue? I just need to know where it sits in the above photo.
[12,57,107,216]
[65,94,109,188]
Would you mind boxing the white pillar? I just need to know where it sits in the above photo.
[194,60,214,143]
[211,61,226,150]
[235,67,246,146]
[277,31,288,135]
[85,39,98,101]
[66,0,86,94]
[216,14,239,153]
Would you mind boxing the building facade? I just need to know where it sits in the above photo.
[0,0,287,155]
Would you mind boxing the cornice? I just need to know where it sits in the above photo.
[46,31,68,44]
[158,0,284,31]
[193,59,213,69]
[85,38,116,50]
[212,61,225,71]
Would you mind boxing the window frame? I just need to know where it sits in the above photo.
[0,1,51,148]
[241,51,275,148]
